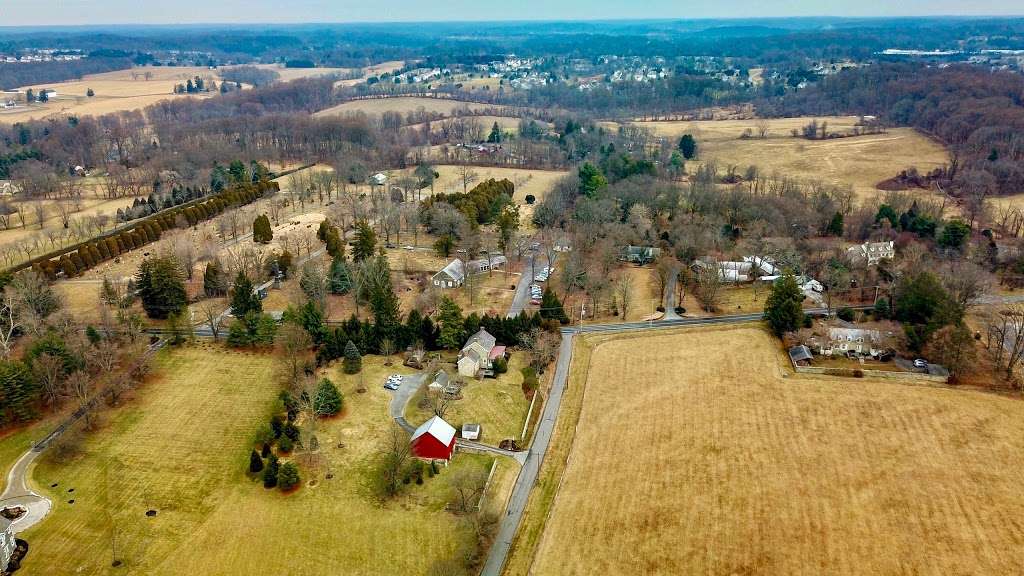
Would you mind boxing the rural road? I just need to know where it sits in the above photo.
[663,264,682,321]
[0,450,51,534]
[507,252,548,318]
[480,306,862,576]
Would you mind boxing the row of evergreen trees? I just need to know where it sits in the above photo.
[31,179,278,280]
[422,178,515,226]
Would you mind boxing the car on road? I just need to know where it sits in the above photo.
[384,381,399,390]
[913,359,928,368]
[403,245,415,251]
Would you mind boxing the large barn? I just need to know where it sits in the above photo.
[410,416,457,461]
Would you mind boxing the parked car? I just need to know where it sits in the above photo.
[403,245,415,251]
[913,359,928,368]
[384,381,399,390]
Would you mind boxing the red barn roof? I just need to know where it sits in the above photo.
[410,416,457,461]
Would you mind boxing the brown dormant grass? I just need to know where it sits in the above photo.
[531,325,1024,575]
[605,116,950,204]
[314,96,506,118]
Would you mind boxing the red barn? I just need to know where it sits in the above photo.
[410,416,457,461]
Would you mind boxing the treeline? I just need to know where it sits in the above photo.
[28,180,277,278]
[0,57,133,90]
[219,65,280,88]
[763,63,1024,196]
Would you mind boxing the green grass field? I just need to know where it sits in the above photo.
[17,344,506,576]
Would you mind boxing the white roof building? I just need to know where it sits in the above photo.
[411,415,457,448]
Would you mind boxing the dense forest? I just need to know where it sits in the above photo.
[0,56,133,90]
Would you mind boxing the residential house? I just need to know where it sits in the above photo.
[820,327,883,357]
[0,515,15,571]
[432,259,465,289]
[410,416,457,461]
[847,241,895,266]
[457,328,506,377]
[620,245,661,265]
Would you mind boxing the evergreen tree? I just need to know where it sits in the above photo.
[487,121,502,143]
[314,378,343,415]
[763,273,806,336]
[0,360,38,424]
[678,134,697,159]
[204,259,228,296]
[249,449,264,473]
[539,287,569,324]
[136,256,187,319]
[352,220,376,262]
[253,214,273,243]
[938,220,971,249]
[278,462,300,491]
[437,297,466,349]
[263,455,279,488]
[578,163,607,198]
[230,272,262,317]
[343,340,362,374]
[329,256,353,294]
[261,442,271,458]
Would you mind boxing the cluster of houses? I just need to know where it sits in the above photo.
[408,327,508,463]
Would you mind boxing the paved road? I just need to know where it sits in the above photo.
[387,373,427,433]
[0,450,51,534]
[507,252,547,318]
[480,306,870,576]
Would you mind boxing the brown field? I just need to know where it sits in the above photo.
[17,345,512,576]
[606,116,950,203]
[530,325,1024,575]
[0,66,225,123]
[561,264,661,323]
[414,165,568,227]
[314,96,507,118]
[249,64,354,82]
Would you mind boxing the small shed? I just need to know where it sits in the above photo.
[788,345,813,366]
[410,416,457,461]
[462,423,481,441]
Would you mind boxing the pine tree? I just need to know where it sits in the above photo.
[352,220,376,262]
[263,455,279,488]
[825,212,844,236]
[136,255,187,319]
[278,461,300,491]
[204,259,228,296]
[249,449,264,473]
[539,287,569,324]
[230,272,262,317]
[329,256,352,294]
[343,340,362,374]
[261,442,271,457]
[763,272,806,336]
[253,214,273,243]
[315,377,343,415]
[437,296,466,349]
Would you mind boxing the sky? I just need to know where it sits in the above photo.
[3,0,1024,26]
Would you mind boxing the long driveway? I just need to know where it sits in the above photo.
[480,306,863,576]
[507,252,546,318]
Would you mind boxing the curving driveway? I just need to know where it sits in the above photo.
[0,450,51,534]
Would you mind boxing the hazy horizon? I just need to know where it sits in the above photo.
[4,0,1024,27]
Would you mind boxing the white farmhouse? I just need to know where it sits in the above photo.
[847,241,895,266]
[457,328,507,378]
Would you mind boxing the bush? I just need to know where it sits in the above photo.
[278,436,294,453]
[524,194,536,205]
[278,462,300,491]
[802,315,813,328]
[837,307,855,321]
[656,305,665,312]
[674,306,685,314]
[249,449,264,473]
[492,356,508,374]
[270,415,284,438]
[261,442,271,458]
[263,455,279,488]
[853,369,864,378]
[283,422,300,442]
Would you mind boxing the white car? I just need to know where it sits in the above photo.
[403,245,415,251]
[913,359,928,368]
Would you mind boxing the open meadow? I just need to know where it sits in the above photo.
[528,325,1024,575]
[0,66,226,123]
[607,116,950,203]
[16,345,512,576]
[314,96,508,119]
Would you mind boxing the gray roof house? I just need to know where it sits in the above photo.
[431,259,465,289]
[620,245,661,265]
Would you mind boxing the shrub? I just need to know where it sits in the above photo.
[249,450,264,473]
[261,442,271,458]
[270,415,283,438]
[262,455,279,488]
[283,422,300,442]
[853,369,865,378]
[278,436,294,454]
[524,194,536,205]
[492,356,508,374]
[837,307,855,322]
[802,315,813,328]
[278,462,300,491]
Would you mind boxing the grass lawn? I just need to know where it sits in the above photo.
[528,325,1024,575]
[18,345,508,576]
[406,353,532,445]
